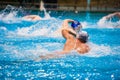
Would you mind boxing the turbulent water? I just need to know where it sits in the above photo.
[0,5,120,80]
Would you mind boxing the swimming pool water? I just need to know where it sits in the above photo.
[0,5,120,80]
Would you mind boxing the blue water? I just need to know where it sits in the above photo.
[0,5,120,80]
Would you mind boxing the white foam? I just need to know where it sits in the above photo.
[0,5,23,23]
[97,17,106,25]
[1,40,120,61]
[80,21,97,28]
[81,21,88,28]
[0,26,7,31]
[7,19,63,37]
[15,26,49,37]
[0,12,21,23]
[97,17,120,28]
[83,42,112,57]
[0,43,49,60]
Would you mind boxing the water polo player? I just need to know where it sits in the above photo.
[38,19,90,60]
[61,19,90,54]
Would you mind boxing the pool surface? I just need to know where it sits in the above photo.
[0,5,120,80]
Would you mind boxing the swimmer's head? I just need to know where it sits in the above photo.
[71,20,82,33]
[77,31,89,43]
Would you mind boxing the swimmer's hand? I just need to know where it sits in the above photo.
[39,54,56,60]
[35,55,54,61]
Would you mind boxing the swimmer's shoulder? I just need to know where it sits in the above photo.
[76,43,90,54]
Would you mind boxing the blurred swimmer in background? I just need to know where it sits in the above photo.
[98,12,120,28]
[104,12,120,19]
[23,15,41,21]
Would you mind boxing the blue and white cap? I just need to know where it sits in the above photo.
[71,20,82,28]
[77,31,89,42]
[71,20,82,33]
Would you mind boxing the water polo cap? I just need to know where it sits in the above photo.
[71,20,82,33]
[71,20,82,29]
[77,31,89,43]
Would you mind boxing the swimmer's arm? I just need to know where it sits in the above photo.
[68,31,77,37]
[62,19,74,28]
[105,12,119,19]
[62,29,76,39]
[62,19,76,35]
[65,19,74,22]
[115,12,120,18]
[23,15,41,20]
[38,51,69,60]
[69,28,77,35]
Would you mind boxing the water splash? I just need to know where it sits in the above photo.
[39,0,51,19]
[97,17,120,28]
[0,4,52,23]
[0,5,26,23]
[1,40,119,61]
[86,0,91,21]
[84,42,112,57]
[97,17,108,27]
[8,19,62,37]
[0,5,120,61]
[87,0,91,10]
[40,0,44,11]
[87,0,91,6]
